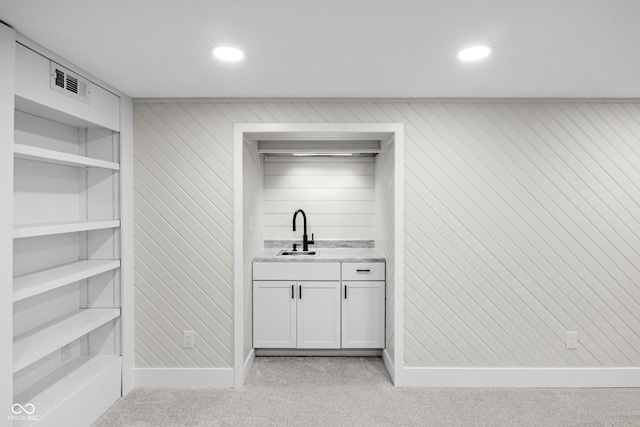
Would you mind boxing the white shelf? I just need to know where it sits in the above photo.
[13,219,120,239]
[14,143,120,170]
[13,309,120,373]
[13,355,121,427]
[13,260,121,302]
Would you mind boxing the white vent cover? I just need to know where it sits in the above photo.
[50,62,91,104]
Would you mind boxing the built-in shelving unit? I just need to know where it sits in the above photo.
[13,356,121,427]
[14,143,120,170]
[13,260,121,302]
[13,220,121,239]
[13,309,121,373]
[1,28,131,426]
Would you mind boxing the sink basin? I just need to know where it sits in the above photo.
[278,250,318,256]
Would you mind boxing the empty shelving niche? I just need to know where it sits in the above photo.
[10,40,124,426]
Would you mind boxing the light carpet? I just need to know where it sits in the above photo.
[93,357,640,426]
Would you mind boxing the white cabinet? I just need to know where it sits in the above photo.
[253,281,296,348]
[253,261,384,350]
[253,281,341,349]
[1,26,131,427]
[253,263,341,349]
[297,282,341,349]
[342,262,385,349]
[342,281,385,348]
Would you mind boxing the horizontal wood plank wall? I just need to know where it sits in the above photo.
[133,100,640,370]
[263,157,375,240]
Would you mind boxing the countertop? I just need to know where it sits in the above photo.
[253,247,385,263]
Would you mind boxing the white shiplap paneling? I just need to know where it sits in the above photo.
[243,139,264,366]
[374,137,395,363]
[133,100,640,373]
[134,103,233,368]
[263,157,375,240]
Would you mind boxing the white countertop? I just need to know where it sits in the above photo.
[253,247,385,263]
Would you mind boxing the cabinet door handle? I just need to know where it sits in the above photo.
[291,284,294,299]
[356,269,371,272]
[344,285,347,299]
[299,285,302,299]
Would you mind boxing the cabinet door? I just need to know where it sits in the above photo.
[297,282,341,349]
[342,281,385,348]
[253,281,296,348]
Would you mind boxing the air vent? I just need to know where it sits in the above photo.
[50,62,91,104]
[66,75,78,94]
[54,69,65,88]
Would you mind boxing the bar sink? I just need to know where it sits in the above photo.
[278,250,318,256]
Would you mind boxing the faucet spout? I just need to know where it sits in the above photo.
[292,209,313,251]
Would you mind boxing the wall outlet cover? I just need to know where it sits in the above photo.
[566,331,578,349]
[61,344,71,361]
[183,331,195,348]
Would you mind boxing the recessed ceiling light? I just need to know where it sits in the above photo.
[457,45,492,61]
[211,46,246,61]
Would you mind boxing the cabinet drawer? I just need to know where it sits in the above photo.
[341,262,385,281]
[253,262,340,281]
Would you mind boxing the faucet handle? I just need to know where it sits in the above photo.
[308,233,315,245]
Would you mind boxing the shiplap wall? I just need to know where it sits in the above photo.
[263,156,375,240]
[133,103,234,368]
[133,100,640,370]
[374,138,395,361]
[403,102,640,368]
[243,140,264,363]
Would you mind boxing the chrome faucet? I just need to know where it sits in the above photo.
[292,209,314,251]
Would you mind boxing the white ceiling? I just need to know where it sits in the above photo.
[1,0,639,99]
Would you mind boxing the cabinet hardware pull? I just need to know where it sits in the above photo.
[299,285,302,299]
[356,269,371,272]
[291,284,294,299]
[344,285,347,299]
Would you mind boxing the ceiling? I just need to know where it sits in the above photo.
[1,0,639,99]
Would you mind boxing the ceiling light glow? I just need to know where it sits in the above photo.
[211,46,246,61]
[292,153,353,157]
[457,45,492,61]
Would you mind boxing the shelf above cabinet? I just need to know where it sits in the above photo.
[13,308,120,373]
[13,260,121,302]
[13,219,120,239]
[14,143,120,170]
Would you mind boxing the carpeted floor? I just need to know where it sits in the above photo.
[93,357,640,426]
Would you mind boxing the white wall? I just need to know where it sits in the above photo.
[402,102,640,368]
[133,100,640,372]
[0,23,15,420]
[133,103,233,368]
[374,137,395,362]
[263,156,375,240]
[242,140,264,366]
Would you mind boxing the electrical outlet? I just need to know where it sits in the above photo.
[183,331,195,348]
[61,344,71,361]
[566,331,578,349]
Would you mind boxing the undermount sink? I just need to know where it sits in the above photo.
[278,250,318,256]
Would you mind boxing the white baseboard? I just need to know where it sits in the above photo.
[401,367,640,388]
[134,368,234,388]
[382,349,395,384]
[243,349,256,384]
